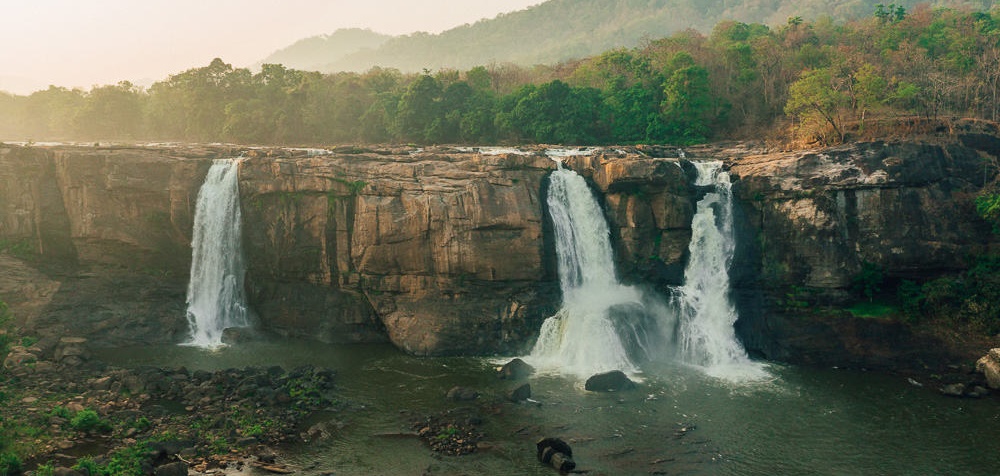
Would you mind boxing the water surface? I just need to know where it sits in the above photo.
[96,340,1000,476]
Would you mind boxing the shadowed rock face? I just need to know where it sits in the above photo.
[728,137,999,369]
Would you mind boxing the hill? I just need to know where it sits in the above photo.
[259,0,997,73]
[256,28,391,71]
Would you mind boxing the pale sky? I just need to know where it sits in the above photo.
[0,0,541,94]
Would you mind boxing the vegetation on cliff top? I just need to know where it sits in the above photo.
[263,0,996,75]
[1,5,1000,147]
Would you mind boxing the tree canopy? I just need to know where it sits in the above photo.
[2,5,1000,146]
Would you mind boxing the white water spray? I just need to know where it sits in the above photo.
[528,162,644,377]
[183,158,250,348]
[674,161,766,380]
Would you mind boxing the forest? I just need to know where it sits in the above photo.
[1,4,999,147]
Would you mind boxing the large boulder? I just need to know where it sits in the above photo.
[976,348,1000,390]
[584,370,637,392]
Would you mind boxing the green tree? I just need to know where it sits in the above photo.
[76,81,145,140]
[394,74,443,143]
[785,67,850,143]
[661,52,714,144]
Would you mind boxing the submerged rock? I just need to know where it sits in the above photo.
[585,370,637,392]
[508,383,531,402]
[498,358,534,380]
[446,386,479,401]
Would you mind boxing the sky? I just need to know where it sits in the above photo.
[0,0,541,95]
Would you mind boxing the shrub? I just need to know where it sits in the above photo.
[0,452,22,476]
[69,409,109,433]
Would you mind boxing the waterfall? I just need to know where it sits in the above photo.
[673,161,765,379]
[528,159,764,381]
[183,158,250,348]
[528,163,645,377]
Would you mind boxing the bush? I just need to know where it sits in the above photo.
[0,452,22,476]
[72,457,99,476]
[851,261,884,302]
[69,409,109,434]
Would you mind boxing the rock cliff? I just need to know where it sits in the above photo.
[238,150,560,354]
[728,132,999,370]
[2,132,997,367]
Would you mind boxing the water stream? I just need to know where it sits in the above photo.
[530,160,764,381]
[183,158,250,348]
[528,162,644,377]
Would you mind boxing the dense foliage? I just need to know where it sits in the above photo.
[1,5,1000,146]
[272,0,996,74]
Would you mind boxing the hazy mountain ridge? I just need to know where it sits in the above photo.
[262,0,997,73]
[257,28,392,71]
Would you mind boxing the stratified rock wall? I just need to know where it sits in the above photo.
[240,151,560,354]
[0,145,216,344]
[728,137,999,368]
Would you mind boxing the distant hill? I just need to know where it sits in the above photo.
[262,0,998,73]
[256,28,391,71]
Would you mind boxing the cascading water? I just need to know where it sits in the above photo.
[528,162,645,377]
[183,158,250,348]
[673,161,766,379]
[529,158,764,381]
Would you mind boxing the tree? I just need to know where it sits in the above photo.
[661,52,714,144]
[785,67,850,143]
[76,81,145,139]
[394,74,444,143]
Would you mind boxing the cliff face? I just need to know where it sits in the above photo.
[1,135,997,366]
[0,146,216,344]
[239,151,560,354]
[728,135,999,369]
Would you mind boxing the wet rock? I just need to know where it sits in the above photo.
[446,386,479,401]
[940,383,966,397]
[221,327,259,345]
[154,461,188,476]
[536,437,575,472]
[975,348,1000,389]
[968,385,990,398]
[585,370,637,392]
[498,358,534,380]
[508,383,531,402]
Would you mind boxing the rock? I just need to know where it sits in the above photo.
[536,437,575,472]
[940,383,966,397]
[221,327,259,345]
[498,358,534,380]
[52,468,84,476]
[446,386,479,401]
[508,383,531,402]
[54,337,90,364]
[154,461,188,476]
[968,385,990,398]
[585,370,637,392]
[975,348,1000,390]
[3,347,38,373]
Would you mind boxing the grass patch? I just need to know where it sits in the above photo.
[846,301,898,319]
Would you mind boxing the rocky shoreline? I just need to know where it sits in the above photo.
[1,336,340,475]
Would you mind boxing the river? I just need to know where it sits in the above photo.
[95,339,1000,476]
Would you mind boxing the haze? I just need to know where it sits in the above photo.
[0,0,540,94]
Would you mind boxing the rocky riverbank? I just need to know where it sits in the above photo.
[1,336,340,475]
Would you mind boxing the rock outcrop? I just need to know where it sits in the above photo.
[239,150,561,354]
[728,134,999,369]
